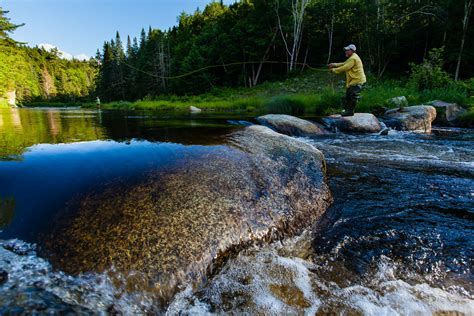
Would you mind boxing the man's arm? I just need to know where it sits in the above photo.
[328,62,344,69]
[331,58,355,74]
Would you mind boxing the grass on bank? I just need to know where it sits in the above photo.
[90,72,473,117]
[23,71,474,125]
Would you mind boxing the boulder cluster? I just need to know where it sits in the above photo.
[256,99,463,136]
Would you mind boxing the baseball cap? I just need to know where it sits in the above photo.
[344,44,357,51]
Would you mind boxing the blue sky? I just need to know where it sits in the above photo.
[3,0,235,59]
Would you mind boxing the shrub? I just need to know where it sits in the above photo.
[417,84,470,106]
[356,82,411,114]
[312,88,341,115]
[265,95,305,115]
[408,47,451,91]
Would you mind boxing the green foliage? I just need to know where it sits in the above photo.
[0,98,9,108]
[356,81,412,113]
[0,9,97,105]
[265,95,305,116]
[0,6,24,44]
[93,0,474,101]
[416,84,470,106]
[408,48,452,91]
[311,88,340,115]
[0,43,98,104]
[91,67,471,119]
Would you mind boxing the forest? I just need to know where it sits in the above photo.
[0,8,97,106]
[95,0,473,101]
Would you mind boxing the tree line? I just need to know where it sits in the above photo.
[96,0,473,102]
[0,8,97,105]
[1,1,473,105]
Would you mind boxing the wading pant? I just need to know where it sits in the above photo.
[343,84,363,112]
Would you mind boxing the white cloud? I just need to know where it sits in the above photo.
[38,43,89,61]
[74,54,90,61]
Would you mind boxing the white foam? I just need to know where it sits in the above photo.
[0,239,156,313]
[168,234,474,315]
[2,235,473,314]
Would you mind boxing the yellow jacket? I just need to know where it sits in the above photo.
[331,53,366,88]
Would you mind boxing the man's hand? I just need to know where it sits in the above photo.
[328,63,336,69]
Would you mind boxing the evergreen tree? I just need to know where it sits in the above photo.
[94,0,474,98]
[0,7,24,44]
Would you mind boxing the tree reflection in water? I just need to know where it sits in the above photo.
[0,197,15,228]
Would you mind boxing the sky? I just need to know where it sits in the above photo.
[2,0,235,59]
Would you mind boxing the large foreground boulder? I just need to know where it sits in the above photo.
[383,105,436,133]
[322,113,382,133]
[257,114,327,136]
[430,100,467,126]
[46,125,332,307]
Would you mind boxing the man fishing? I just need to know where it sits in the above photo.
[329,44,366,117]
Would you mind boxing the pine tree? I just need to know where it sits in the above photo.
[0,7,24,44]
[139,28,146,50]
[126,35,133,58]
[112,32,126,99]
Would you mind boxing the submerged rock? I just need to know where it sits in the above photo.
[46,125,332,307]
[322,113,382,133]
[257,114,327,136]
[383,105,437,133]
[430,100,467,126]
[227,120,253,127]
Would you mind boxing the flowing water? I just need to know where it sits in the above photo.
[0,108,473,314]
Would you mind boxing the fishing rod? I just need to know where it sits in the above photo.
[120,60,330,80]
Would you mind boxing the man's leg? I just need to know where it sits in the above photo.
[342,85,362,116]
[341,87,355,116]
[341,89,351,116]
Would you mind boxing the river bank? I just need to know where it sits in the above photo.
[18,72,474,126]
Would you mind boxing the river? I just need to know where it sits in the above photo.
[0,108,472,314]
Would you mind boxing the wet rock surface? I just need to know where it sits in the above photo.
[383,105,437,133]
[322,113,382,133]
[0,288,93,314]
[257,114,327,136]
[44,125,332,307]
[0,240,98,314]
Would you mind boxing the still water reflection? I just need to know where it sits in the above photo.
[0,108,248,242]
